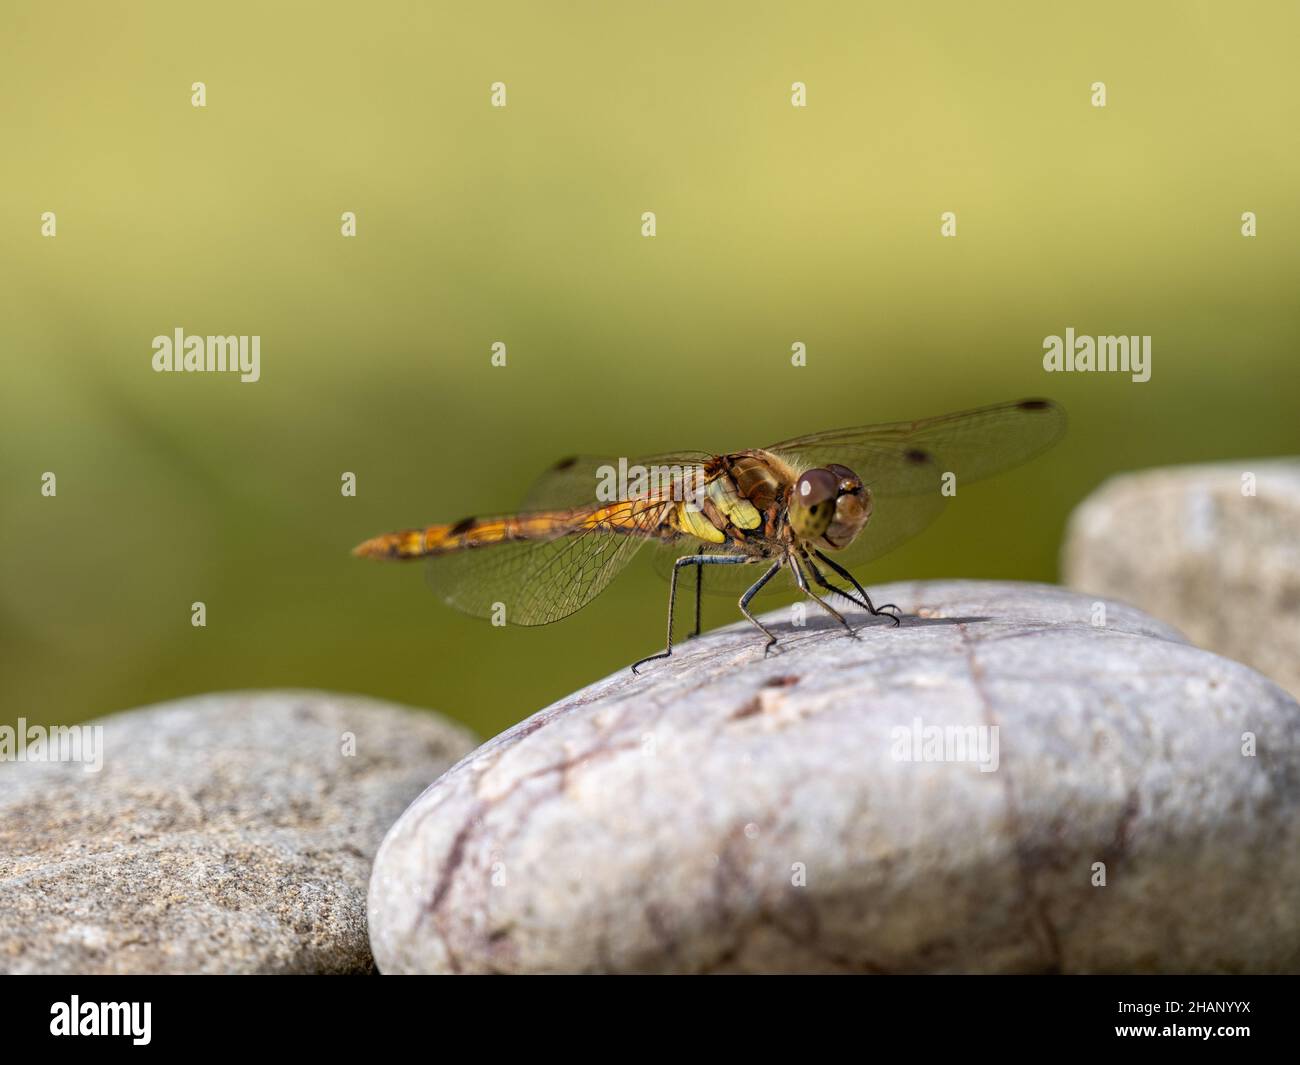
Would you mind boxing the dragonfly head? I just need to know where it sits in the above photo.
[789,463,872,549]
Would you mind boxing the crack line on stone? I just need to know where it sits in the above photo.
[416,734,646,972]
[956,621,1064,974]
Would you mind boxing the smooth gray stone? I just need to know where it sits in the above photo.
[0,691,476,974]
[368,580,1300,974]
[1064,459,1300,698]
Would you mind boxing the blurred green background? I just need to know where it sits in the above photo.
[2,1,1297,739]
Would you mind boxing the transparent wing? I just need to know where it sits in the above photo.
[522,452,713,511]
[427,452,711,626]
[767,398,1066,567]
[650,539,777,597]
[768,398,1066,492]
[425,496,674,626]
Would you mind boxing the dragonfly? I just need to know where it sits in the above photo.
[353,398,1066,673]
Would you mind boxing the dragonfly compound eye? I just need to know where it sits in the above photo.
[825,463,862,493]
[795,468,839,506]
[791,468,840,539]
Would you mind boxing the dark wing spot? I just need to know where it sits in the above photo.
[450,516,476,535]
[553,456,579,471]
[1017,398,1052,411]
[764,674,799,688]
[903,447,931,464]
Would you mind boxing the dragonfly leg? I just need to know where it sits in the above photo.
[689,561,703,639]
[803,549,890,621]
[812,549,902,626]
[801,551,869,611]
[738,560,784,656]
[792,555,855,634]
[632,555,755,674]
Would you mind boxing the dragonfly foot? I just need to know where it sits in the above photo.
[631,650,672,675]
[871,603,903,627]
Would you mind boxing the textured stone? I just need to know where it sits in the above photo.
[368,580,1300,974]
[0,691,476,974]
[1063,460,1300,698]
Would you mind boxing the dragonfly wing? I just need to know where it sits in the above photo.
[425,497,671,626]
[767,398,1065,567]
[522,452,713,511]
[768,398,1066,493]
[650,539,776,597]
[422,453,712,626]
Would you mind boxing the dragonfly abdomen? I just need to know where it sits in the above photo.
[353,514,564,559]
[353,501,674,560]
